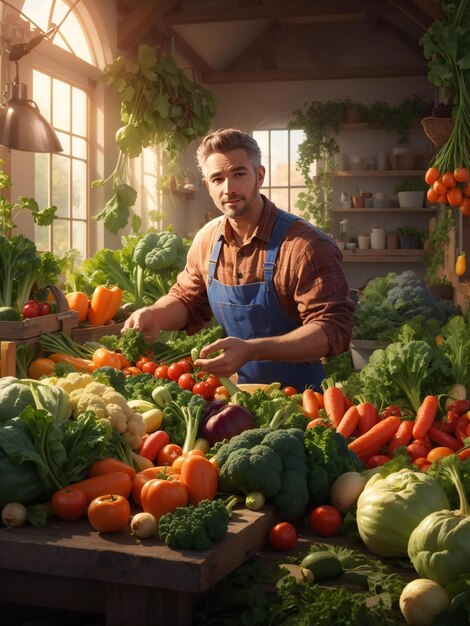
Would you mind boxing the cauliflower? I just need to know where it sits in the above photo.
[55,372,94,394]
[75,393,108,420]
[68,380,146,450]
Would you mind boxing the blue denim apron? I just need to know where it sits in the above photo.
[207,210,324,390]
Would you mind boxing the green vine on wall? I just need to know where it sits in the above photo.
[425,205,455,285]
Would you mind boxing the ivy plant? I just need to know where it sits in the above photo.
[92,44,217,234]
[425,205,455,285]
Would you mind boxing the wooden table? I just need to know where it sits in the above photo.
[0,506,275,625]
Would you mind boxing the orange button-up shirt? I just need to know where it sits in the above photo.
[169,196,354,356]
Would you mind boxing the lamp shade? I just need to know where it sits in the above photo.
[0,82,63,153]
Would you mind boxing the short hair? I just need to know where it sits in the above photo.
[196,128,262,176]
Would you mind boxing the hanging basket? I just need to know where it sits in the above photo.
[421,117,454,147]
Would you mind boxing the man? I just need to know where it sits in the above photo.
[123,128,354,390]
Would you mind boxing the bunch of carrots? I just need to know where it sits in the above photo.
[300,387,470,469]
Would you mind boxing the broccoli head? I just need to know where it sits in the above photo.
[158,498,233,550]
[271,469,310,521]
[218,444,282,497]
[216,428,266,466]
[93,366,126,395]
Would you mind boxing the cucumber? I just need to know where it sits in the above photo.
[0,306,21,322]
[300,551,343,582]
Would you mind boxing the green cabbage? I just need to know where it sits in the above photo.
[356,468,449,557]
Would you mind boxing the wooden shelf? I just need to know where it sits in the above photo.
[333,170,425,177]
[332,207,437,213]
[342,249,425,263]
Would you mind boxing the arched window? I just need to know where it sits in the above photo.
[2,1,115,260]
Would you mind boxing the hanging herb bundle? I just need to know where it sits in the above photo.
[420,0,470,216]
[92,44,217,233]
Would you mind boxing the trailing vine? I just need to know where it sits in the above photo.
[425,205,455,285]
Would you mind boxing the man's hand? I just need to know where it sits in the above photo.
[122,306,162,343]
[195,336,254,377]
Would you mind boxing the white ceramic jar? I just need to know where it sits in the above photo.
[370,226,386,249]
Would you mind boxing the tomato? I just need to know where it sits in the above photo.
[205,374,221,390]
[176,359,192,374]
[269,522,298,551]
[168,361,188,381]
[426,446,454,463]
[380,405,402,418]
[140,477,188,522]
[178,372,196,391]
[438,410,460,434]
[23,300,41,318]
[407,440,429,461]
[38,301,51,316]
[141,360,158,375]
[136,356,151,370]
[154,364,170,379]
[192,380,213,399]
[157,443,183,466]
[282,386,298,397]
[87,494,131,532]
[51,486,87,521]
[308,505,342,537]
[366,454,391,469]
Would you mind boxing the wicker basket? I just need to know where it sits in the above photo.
[421,117,454,147]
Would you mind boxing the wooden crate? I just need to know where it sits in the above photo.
[71,321,124,344]
[0,286,79,341]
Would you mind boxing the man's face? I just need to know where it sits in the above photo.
[204,148,265,218]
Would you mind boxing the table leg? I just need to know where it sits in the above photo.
[106,584,195,626]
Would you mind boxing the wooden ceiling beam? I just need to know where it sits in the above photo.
[386,0,434,30]
[154,23,215,76]
[411,0,444,22]
[375,15,423,57]
[117,0,178,50]
[201,64,428,84]
[164,1,394,25]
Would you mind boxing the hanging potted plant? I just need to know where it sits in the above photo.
[288,99,349,231]
[92,44,217,234]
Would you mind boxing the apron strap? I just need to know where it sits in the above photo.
[264,211,299,284]
[208,234,224,285]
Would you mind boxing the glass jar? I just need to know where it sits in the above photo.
[370,226,386,249]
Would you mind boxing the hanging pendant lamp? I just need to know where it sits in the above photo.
[0,28,63,153]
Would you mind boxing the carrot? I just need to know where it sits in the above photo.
[427,426,460,451]
[70,471,132,504]
[348,416,401,459]
[387,420,414,457]
[314,391,324,409]
[322,386,346,427]
[336,405,360,438]
[48,352,97,372]
[356,402,378,434]
[457,447,470,461]
[87,458,136,480]
[302,388,319,419]
[412,395,438,440]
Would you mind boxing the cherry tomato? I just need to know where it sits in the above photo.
[192,380,213,399]
[23,300,41,318]
[308,505,342,537]
[157,443,183,466]
[135,356,151,370]
[51,486,87,521]
[167,362,187,381]
[87,494,131,533]
[141,361,158,375]
[154,364,170,379]
[175,359,192,374]
[282,386,298,397]
[366,455,391,469]
[38,301,51,316]
[205,374,221,390]
[178,372,196,391]
[269,522,298,551]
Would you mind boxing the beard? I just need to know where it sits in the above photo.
[220,184,259,218]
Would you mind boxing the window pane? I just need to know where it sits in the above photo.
[72,137,87,159]
[290,130,305,186]
[53,80,71,130]
[72,88,87,136]
[33,224,49,252]
[52,219,69,257]
[72,160,86,219]
[270,130,289,186]
[34,153,49,207]
[52,155,70,217]
[72,221,86,262]
[290,188,305,217]
[270,188,289,209]
[56,132,71,154]
[33,71,51,120]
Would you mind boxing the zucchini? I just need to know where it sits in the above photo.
[0,306,21,321]
[300,551,343,582]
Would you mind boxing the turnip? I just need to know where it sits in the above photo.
[399,578,449,626]
[2,502,27,528]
